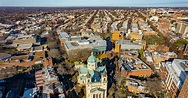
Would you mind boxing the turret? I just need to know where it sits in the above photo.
[101,72,107,82]
[87,52,97,70]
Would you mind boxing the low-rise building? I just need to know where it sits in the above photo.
[125,78,149,94]
[0,53,11,61]
[115,40,144,52]
[152,51,177,69]
[111,31,123,42]
[119,54,152,78]
[58,32,70,45]
[35,66,64,97]
[13,34,38,46]
[17,43,33,51]
[64,37,106,57]
[127,32,143,40]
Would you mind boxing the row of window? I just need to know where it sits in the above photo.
[92,93,105,98]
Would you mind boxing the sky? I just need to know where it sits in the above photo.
[0,0,188,7]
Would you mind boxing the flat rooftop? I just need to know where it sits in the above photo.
[59,32,69,39]
[0,53,11,59]
[116,40,132,44]
[120,55,151,71]
[17,44,32,49]
[64,38,106,50]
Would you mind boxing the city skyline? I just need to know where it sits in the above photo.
[0,0,188,7]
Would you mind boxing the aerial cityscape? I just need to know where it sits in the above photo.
[0,0,188,98]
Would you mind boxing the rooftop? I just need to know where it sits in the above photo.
[59,32,69,39]
[119,55,151,72]
[17,44,32,49]
[64,38,106,50]
[173,59,188,72]
[0,53,11,60]
[116,40,143,45]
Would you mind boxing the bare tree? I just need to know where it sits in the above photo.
[108,83,115,97]
[114,72,123,87]
[72,71,79,83]
[145,77,164,98]
[48,49,61,59]
[57,64,67,74]
[47,42,57,49]
[114,90,126,98]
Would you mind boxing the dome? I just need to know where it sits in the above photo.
[87,52,97,63]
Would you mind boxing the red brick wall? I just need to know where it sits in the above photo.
[178,76,188,98]
[121,69,152,78]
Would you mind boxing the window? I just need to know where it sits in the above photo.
[93,94,95,98]
[99,93,101,98]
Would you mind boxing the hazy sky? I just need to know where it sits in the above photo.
[0,0,188,7]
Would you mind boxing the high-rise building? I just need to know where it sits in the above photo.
[160,59,188,98]
[176,23,188,37]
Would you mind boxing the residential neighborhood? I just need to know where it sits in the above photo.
[0,7,188,98]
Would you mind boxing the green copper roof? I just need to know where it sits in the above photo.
[79,67,88,74]
[80,76,87,80]
[89,70,95,77]
[87,52,97,63]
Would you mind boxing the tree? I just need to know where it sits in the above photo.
[47,42,57,49]
[68,68,75,75]
[145,77,164,98]
[114,89,126,98]
[72,71,79,83]
[108,83,115,97]
[57,64,67,74]
[114,72,123,87]
[139,49,145,61]
[48,49,61,59]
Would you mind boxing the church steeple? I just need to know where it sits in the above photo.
[87,52,97,70]
[87,52,97,63]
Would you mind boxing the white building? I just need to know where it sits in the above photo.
[161,59,188,90]
[176,23,188,38]
[76,52,107,98]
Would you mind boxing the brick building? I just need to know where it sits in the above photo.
[119,53,152,78]
[160,59,188,98]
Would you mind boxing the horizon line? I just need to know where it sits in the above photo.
[0,6,188,8]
